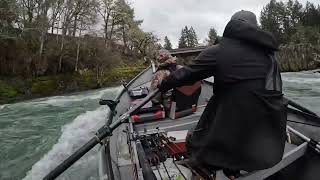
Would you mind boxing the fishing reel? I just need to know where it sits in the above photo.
[139,132,187,166]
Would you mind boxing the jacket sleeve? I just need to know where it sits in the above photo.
[159,46,218,92]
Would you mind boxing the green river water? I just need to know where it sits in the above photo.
[0,71,320,180]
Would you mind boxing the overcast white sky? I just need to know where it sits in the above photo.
[131,0,319,48]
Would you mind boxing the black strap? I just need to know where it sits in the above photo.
[266,53,282,91]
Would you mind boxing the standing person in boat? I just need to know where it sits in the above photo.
[158,10,287,179]
[150,49,182,107]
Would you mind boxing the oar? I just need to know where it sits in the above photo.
[44,89,160,180]
[286,98,318,117]
[287,125,320,154]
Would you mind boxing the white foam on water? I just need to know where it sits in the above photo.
[282,71,320,84]
[0,104,7,110]
[29,87,122,107]
[23,107,109,180]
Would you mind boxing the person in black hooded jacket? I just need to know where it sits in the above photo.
[158,10,287,178]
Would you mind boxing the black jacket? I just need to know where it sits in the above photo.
[160,19,287,171]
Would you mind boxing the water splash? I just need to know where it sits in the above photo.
[23,107,109,180]
[28,87,122,107]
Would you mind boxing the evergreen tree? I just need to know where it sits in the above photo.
[301,2,320,27]
[178,26,188,48]
[261,0,320,45]
[207,27,218,45]
[163,36,172,50]
[260,0,287,44]
[283,0,303,41]
[187,26,198,47]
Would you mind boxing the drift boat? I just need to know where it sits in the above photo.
[97,64,320,180]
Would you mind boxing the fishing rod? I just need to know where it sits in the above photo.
[160,133,215,179]
[44,89,160,180]
[136,140,157,180]
[143,134,171,180]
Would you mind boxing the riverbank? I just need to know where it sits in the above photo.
[0,63,146,105]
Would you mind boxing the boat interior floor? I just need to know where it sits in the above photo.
[132,107,308,180]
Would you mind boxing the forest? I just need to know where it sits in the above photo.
[0,0,319,103]
[0,0,160,103]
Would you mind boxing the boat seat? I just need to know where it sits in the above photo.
[130,98,166,123]
[216,142,308,180]
[168,81,201,119]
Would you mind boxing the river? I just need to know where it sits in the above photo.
[0,71,319,180]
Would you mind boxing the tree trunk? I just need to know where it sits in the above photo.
[58,34,64,72]
[51,20,54,34]
[109,19,115,40]
[75,30,82,72]
[75,41,80,72]
[39,31,45,58]
[72,16,78,37]
[96,66,103,88]
[104,13,110,44]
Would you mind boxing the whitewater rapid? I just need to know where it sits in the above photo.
[0,87,121,180]
[1,71,320,180]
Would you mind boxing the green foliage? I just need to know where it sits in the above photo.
[0,0,17,35]
[260,0,288,43]
[164,36,172,50]
[0,80,20,98]
[187,27,198,47]
[78,69,98,89]
[290,26,320,44]
[178,26,188,48]
[178,26,198,48]
[104,62,146,82]
[207,27,218,45]
[0,0,159,78]
[301,2,320,27]
[260,0,320,45]
[31,77,58,95]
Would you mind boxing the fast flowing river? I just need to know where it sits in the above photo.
[0,71,320,180]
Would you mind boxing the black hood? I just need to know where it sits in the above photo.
[223,19,278,51]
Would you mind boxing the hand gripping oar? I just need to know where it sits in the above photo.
[44,89,160,180]
[287,125,320,154]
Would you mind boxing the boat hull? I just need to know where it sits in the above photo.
[99,66,320,180]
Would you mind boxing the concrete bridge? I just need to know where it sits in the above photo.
[169,46,210,65]
[169,46,208,57]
